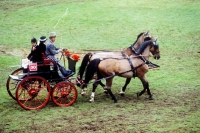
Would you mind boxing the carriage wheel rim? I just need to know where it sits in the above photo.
[52,81,77,106]
[6,68,23,100]
[16,76,50,110]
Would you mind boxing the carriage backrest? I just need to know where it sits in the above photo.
[43,58,56,65]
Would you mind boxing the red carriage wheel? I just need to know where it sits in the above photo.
[16,76,50,110]
[51,81,77,107]
[6,68,23,100]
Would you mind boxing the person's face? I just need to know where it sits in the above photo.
[31,42,37,47]
[43,40,46,44]
[50,36,56,42]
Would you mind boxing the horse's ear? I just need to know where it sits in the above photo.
[154,37,158,44]
[144,30,150,36]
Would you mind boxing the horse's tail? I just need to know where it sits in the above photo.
[78,53,92,79]
[83,58,101,86]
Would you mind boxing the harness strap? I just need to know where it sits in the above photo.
[128,46,137,54]
[92,61,146,84]
[140,56,149,64]
[121,51,136,77]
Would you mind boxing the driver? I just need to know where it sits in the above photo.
[45,32,72,77]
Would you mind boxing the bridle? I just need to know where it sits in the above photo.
[150,42,160,56]
[129,34,153,55]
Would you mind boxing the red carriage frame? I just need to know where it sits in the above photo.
[7,52,80,110]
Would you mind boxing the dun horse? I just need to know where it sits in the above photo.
[78,31,154,93]
[81,39,160,102]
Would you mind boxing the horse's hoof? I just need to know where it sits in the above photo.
[114,100,118,103]
[81,93,86,96]
[120,91,125,97]
[149,95,154,100]
[120,93,125,97]
[136,92,140,99]
[81,88,87,96]
[81,91,86,96]
[89,99,94,103]
[104,90,108,95]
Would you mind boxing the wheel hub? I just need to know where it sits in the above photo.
[61,91,69,98]
[29,89,38,97]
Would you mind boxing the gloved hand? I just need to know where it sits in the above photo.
[57,48,63,53]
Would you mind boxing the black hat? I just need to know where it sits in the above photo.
[40,36,47,42]
[31,37,37,43]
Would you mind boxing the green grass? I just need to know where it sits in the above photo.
[0,0,200,132]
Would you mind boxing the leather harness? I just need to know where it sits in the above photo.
[121,51,136,77]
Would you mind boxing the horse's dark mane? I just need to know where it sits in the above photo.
[144,37,152,41]
[132,32,144,45]
[78,53,92,79]
[135,40,155,55]
[154,44,159,49]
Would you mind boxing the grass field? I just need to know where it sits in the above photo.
[0,0,200,132]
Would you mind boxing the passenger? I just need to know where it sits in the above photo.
[27,37,43,62]
[45,32,73,77]
[39,36,47,57]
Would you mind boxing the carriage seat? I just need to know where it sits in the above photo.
[43,58,56,65]
[32,58,57,72]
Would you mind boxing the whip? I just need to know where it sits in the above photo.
[53,8,68,29]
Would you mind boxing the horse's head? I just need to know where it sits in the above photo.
[150,38,160,60]
[132,30,154,49]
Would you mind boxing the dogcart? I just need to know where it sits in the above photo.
[7,51,80,110]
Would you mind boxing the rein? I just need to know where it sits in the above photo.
[99,54,152,61]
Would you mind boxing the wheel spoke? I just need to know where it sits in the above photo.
[29,97,32,108]
[22,96,32,105]
[66,97,72,103]
[16,76,50,110]
[35,96,42,107]
[52,81,77,106]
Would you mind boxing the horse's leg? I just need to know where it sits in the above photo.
[120,78,131,96]
[137,75,153,100]
[96,71,107,94]
[81,59,101,96]
[89,82,98,102]
[99,81,106,89]
[81,84,87,96]
[146,79,153,100]
[99,81,109,94]
[105,78,117,103]
[77,53,92,87]
[99,81,105,88]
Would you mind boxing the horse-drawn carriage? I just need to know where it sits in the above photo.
[6,31,161,109]
[6,52,80,110]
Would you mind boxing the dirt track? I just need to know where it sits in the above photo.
[6,86,199,133]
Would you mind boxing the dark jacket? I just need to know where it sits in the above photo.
[39,42,46,57]
[27,45,43,62]
[39,42,46,54]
